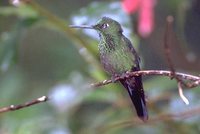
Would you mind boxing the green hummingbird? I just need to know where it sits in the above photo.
[70,17,148,121]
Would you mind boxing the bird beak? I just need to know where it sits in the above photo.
[69,25,94,29]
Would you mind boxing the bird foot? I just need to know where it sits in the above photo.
[111,74,120,83]
[111,71,131,83]
[120,71,131,79]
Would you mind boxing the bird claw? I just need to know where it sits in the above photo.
[120,72,127,79]
[111,72,130,83]
[111,74,120,83]
[120,71,131,79]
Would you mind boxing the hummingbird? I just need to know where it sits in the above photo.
[70,17,148,121]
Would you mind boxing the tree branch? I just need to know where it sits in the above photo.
[91,70,200,88]
[1,70,199,113]
[0,96,48,113]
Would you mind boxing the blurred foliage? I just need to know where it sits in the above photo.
[0,0,200,134]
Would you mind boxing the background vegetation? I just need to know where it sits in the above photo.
[0,0,200,134]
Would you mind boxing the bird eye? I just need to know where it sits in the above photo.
[101,23,109,29]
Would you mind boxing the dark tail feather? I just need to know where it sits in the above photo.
[120,75,148,121]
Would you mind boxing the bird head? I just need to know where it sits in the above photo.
[69,17,123,35]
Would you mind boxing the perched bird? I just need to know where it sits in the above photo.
[70,17,148,121]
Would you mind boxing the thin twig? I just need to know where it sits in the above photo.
[90,70,200,88]
[164,16,176,77]
[0,96,48,113]
[178,82,189,105]
[164,16,190,104]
